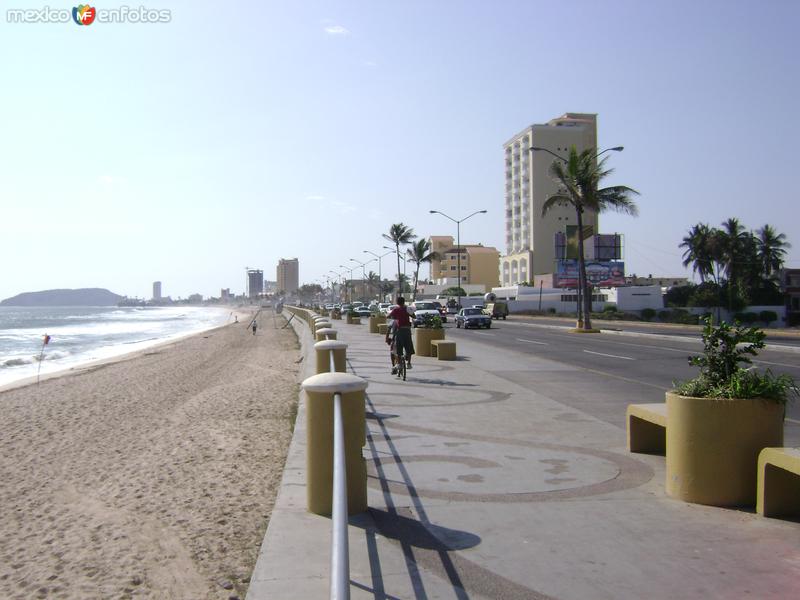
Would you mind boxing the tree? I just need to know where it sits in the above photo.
[756,224,791,280]
[406,239,440,300]
[366,271,380,300]
[382,223,417,297]
[543,146,639,330]
[680,223,715,283]
[717,218,753,311]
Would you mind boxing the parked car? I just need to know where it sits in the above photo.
[341,304,352,313]
[411,301,447,326]
[378,302,392,315]
[455,307,491,329]
[354,306,372,318]
[486,301,509,320]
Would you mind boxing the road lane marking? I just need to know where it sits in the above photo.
[516,338,548,345]
[583,350,635,361]
[753,359,800,369]
[787,418,800,425]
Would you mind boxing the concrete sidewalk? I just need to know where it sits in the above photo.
[247,316,800,600]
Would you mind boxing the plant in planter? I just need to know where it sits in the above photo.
[414,313,445,357]
[667,316,797,506]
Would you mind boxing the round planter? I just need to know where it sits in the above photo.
[665,391,784,507]
[415,328,445,357]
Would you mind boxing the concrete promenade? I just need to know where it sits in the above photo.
[247,315,800,600]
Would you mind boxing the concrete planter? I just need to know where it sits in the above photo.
[346,314,360,325]
[415,328,445,357]
[665,391,784,507]
[368,314,386,334]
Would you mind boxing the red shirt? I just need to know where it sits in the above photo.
[388,305,412,327]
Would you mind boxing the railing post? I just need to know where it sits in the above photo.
[301,372,368,516]
[314,340,347,373]
[315,328,338,342]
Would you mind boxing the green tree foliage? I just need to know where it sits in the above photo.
[382,223,416,295]
[406,239,440,301]
[543,146,639,330]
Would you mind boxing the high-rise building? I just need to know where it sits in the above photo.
[152,281,162,301]
[247,269,264,299]
[500,113,598,286]
[277,258,299,294]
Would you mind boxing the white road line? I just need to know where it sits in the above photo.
[787,418,800,425]
[583,349,635,361]
[598,340,691,353]
[516,338,548,345]
[753,359,800,369]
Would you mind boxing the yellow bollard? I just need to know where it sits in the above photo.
[302,372,368,516]
[315,328,337,341]
[314,340,348,373]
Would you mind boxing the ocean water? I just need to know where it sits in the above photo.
[0,306,232,387]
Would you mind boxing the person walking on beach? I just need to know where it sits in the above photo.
[251,320,257,335]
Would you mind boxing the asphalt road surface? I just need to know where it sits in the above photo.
[444,317,800,445]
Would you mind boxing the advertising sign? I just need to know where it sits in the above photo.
[554,260,625,288]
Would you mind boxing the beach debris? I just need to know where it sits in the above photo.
[217,578,234,590]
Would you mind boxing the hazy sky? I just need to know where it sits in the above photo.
[1,0,798,300]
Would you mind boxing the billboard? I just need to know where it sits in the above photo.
[554,260,625,288]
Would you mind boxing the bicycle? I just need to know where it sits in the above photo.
[395,343,407,381]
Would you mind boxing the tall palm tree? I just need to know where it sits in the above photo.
[717,218,751,285]
[680,223,715,283]
[543,146,639,330]
[366,271,380,301]
[756,224,791,280]
[382,223,416,298]
[406,239,440,300]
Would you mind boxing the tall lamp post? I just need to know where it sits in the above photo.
[429,209,487,309]
[329,270,343,304]
[364,249,393,301]
[339,264,356,304]
[529,145,623,328]
[349,257,376,300]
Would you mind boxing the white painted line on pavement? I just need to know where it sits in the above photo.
[787,418,800,425]
[753,359,800,369]
[583,349,635,361]
[516,338,548,345]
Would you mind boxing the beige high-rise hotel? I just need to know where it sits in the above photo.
[501,113,599,286]
[277,258,299,293]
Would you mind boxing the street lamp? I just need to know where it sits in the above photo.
[329,270,343,304]
[529,145,623,328]
[339,264,356,303]
[364,249,394,301]
[349,257,376,300]
[429,209,487,309]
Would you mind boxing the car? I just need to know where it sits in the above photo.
[341,303,352,313]
[379,303,394,316]
[411,301,447,326]
[431,300,447,316]
[455,307,491,329]
[354,306,372,318]
[486,301,509,320]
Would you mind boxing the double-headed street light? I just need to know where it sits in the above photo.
[329,270,343,304]
[364,249,394,301]
[429,209,487,309]
[339,264,356,303]
[349,257,376,300]
[529,145,624,328]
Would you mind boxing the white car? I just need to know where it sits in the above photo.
[411,301,447,325]
[379,303,393,315]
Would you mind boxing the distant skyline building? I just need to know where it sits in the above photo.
[501,113,599,286]
[277,258,299,294]
[247,269,264,299]
[152,281,162,300]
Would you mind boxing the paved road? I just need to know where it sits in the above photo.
[444,318,800,442]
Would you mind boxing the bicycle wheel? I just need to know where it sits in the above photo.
[397,347,406,380]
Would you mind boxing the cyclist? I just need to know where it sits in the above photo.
[387,296,414,370]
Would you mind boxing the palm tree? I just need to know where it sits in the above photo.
[680,223,715,283]
[543,146,639,330]
[756,224,791,280]
[366,271,380,301]
[406,239,440,300]
[382,223,417,298]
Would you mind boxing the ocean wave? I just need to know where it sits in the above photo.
[2,357,32,367]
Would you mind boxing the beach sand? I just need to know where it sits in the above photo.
[0,309,300,599]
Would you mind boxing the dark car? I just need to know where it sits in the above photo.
[354,306,372,319]
[455,307,492,329]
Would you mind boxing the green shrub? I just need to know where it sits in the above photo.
[673,317,798,404]
[641,308,656,321]
[759,310,778,326]
[547,307,556,314]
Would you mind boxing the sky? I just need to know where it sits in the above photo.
[1,0,798,300]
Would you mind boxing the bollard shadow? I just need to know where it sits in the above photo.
[402,378,477,387]
[351,508,481,552]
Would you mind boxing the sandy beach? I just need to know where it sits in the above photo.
[0,309,300,599]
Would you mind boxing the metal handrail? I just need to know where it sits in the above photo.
[327,330,349,600]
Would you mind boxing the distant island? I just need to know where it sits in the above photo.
[0,288,124,307]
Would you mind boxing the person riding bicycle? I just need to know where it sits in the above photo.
[387,296,414,371]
